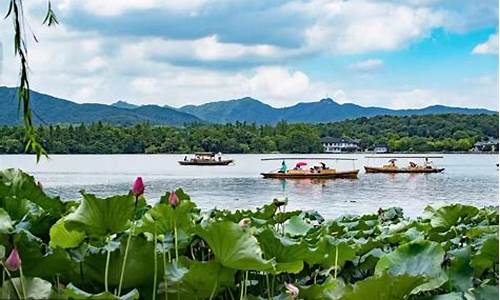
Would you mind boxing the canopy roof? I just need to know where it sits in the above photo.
[194,152,215,156]
[365,155,443,159]
[261,157,357,161]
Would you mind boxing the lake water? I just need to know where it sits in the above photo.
[0,154,498,218]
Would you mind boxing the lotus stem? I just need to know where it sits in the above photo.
[153,231,158,300]
[0,262,22,300]
[174,221,179,260]
[244,271,249,297]
[208,279,218,300]
[19,265,26,299]
[265,273,271,300]
[104,236,112,292]
[334,245,338,279]
[117,222,135,296]
[162,239,168,300]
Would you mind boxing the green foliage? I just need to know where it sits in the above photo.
[0,168,497,299]
[0,113,497,154]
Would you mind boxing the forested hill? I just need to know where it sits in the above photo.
[0,87,496,125]
[0,87,201,126]
[179,97,496,124]
[0,114,497,154]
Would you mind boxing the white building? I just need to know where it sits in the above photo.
[374,144,389,153]
[321,137,360,153]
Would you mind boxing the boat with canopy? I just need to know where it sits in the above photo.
[178,152,234,166]
[364,155,445,173]
[260,157,359,179]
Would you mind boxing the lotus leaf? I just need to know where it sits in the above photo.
[0,277,52,299]
[65,193,136,237]
[49,218,86,249]
[0,169,65,219]
[196,221,273,271]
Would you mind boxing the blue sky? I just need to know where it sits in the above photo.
[0,0,498,109]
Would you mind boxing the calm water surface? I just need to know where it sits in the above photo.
[0,154,498,218]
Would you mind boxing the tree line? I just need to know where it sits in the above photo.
[0,113,497,154]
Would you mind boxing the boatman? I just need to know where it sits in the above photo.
[279,160,287,173]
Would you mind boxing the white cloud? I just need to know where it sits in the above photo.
[57,0,210,16]
[472,33,498,55]
[349,59,384,72]
[293,0,444,54]
[121,35,291,63]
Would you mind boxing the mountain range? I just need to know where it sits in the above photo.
[0,86,496,126]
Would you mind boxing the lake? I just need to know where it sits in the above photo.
[0,154,498,218]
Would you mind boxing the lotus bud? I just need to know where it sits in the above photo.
[168,191,179,207]
[5,248,21,271]
[131,177,144,197]
[284,282,299,298]
[239,218,252,228]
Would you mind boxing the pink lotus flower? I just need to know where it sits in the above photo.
[168,191,179,207]
[5,248,21,271]
[131,177,144,197]
[284,282,299,298]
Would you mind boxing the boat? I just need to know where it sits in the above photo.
[178,152,234,166]
[364,156,445,173]
[260,157,359,179]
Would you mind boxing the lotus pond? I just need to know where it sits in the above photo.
[0,168,497,299]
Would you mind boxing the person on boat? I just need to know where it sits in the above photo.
[279,160,287,173]
[320,162,327,169]
[184,156,188,161]
[409,161,417,168]
[424,158,433,169]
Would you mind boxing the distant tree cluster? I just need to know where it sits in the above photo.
[0,114,497,154]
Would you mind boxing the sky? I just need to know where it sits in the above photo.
[0,0,498,110]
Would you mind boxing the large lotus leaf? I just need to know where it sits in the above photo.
[419,292,464,300]
[304,236,356,269]
[64,283,140,299]
[65,192,135,237]
[445,247,473,292]
[375,240,444,277]
[427,204,479,230]
[0,208,13,233]
[466,225,498,240]
[15,229,80,281]
[0,277,53,299]
[375,240,446,293]
[0,168,65,219]
[284,215,314,236]
[299,276,344,300]
[258,228,308,274]
[161,257,235,299]
[470,237,499,276]
[49,218,86,248]
[135,200,196,234]
[471,285,499,300]
[341,273,425,300]
[82,235,155,289]
[196,221,273,271]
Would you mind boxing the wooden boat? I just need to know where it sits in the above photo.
[178,152,234,166]
[364,166,444,173]
[364,156,445,174]
[261,169,359,179]
[260,157,359,179]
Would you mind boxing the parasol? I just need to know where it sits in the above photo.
[295,161,308,168]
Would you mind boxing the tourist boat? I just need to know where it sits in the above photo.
[260,157,359,179]
[178,152,234,166]
[364,156,445,173]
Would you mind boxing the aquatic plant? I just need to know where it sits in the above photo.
[0,168,497,299]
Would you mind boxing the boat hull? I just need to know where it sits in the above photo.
[178,160,234,166]
[364,166,444,173]
[261,169,359,179]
